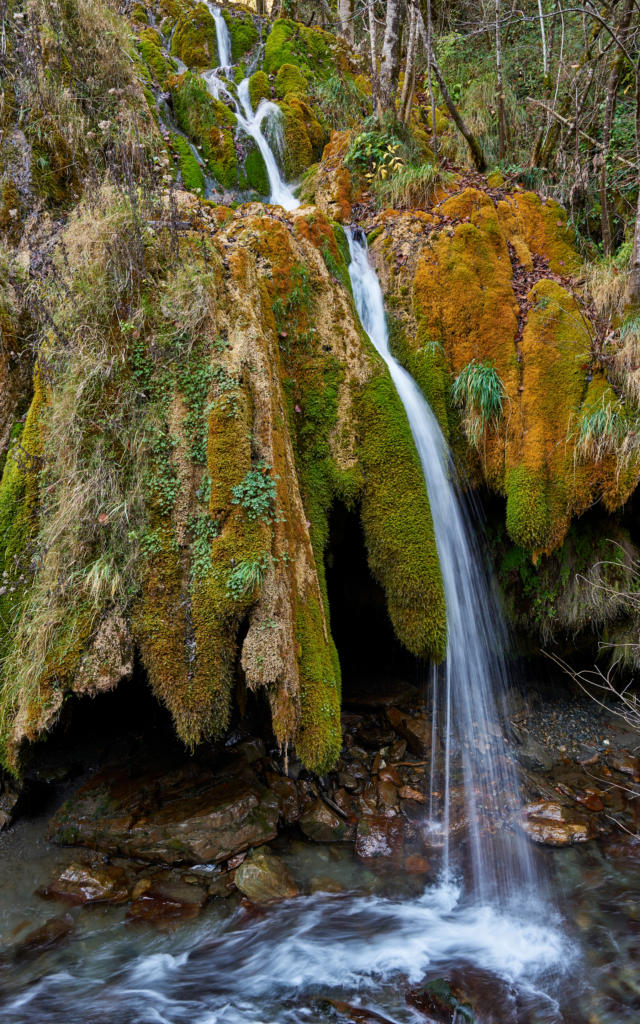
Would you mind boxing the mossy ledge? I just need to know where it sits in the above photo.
[0,192,447,777]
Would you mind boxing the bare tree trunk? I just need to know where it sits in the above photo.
[600,0,635,256]
[368,0,378,113]
[424,36,486,169]
[338,0,354,45]
[495,0,506,159]
[536,0,549,81]
[378,0,404,120]
[399,1,418,124]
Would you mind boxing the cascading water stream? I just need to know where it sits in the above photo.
[346,228,538,902]
[201,7,300,210]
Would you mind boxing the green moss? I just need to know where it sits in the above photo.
[274,63,307,100]
[245,144,269,195]
[296,591,341,774]
[170,3,218,68]
[248,70,270,110]
[138,26,176,84]
[170,132,205,194]
[131,3,148,24]
[170,73,238,188]
[278,95,327,179]
[264,18,334,80]
[389,317,448,440]
[505,465,549,551]
[222,8,258,62]
[357,366,446,661]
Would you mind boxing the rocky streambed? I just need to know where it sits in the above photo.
[0,681,638,1023]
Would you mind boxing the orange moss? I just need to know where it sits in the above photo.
[496,192,580,275]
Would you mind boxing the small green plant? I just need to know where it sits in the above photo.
[226,553,269,599]
[451,358,506,445]
[311,72,370,129]
[189,511,218,580]
[345,122,404,179]
[231,460,279,521]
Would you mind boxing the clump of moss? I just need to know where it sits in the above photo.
[138,26,176,85]
[357,366,447,661]
[274,63,307,100]
[248,70,270,110]
[170,4,218,68]
[264,18,335,80]
[222,7,258,62]
[169,133,205,194]
[244,144,269,195]
[170,72,238,188]
[277,95,327,180]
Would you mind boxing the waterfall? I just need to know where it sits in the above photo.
[208,2,231,68]
[202,8,300,211]
[346,227,538,902]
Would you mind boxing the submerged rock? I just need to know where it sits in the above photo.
[126,871,207,929]
[518,800,596,846]
[12,915,75,957]
[234,848,299,905]
[48,753,279,865]
[355,814,404,862]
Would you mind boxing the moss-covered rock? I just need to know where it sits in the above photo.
[248,70,270,110]
[277,95,327,180]
[222,7,258,63]
[274,63,307,99]
[170,3,218,68]
[264,18,335,80]
[170,132,205,194]
[170,72,238,188]
[138,26,176,85]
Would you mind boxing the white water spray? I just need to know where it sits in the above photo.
[346,228,538,900]
[203,8,300,210]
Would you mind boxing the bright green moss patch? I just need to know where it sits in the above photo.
[274,63,307,99]
[388,317,449,440]
[222,8,258,62]
[278,95,327,179]
[170,3,218,68]
[138,26,176,84]
[170,132,205,194]
[170,73,238,188]
[505,464,549,552]
[296,592,341,775]
[357,366,447,661]
[264,18,335,80]
[248,70,270,110]
[244,144,269,195]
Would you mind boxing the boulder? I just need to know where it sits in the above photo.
[265,771,300,824]
[48,753,279,865]
[518,801,596,846]
[234,849,299,905]
[40,862,129,904]
[126,870,207,928]
[299,800,353,842]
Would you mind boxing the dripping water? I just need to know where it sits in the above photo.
[346,226,538,902]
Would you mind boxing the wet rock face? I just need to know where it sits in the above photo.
[518,801,596,846]
[48,753,279,865]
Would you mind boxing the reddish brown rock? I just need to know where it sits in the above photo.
[399,786,425,803]
[265,771,300,824]
[405,854,431,874]
[378,765,403,787]
[41,862,129,905]
[609,751,640,781]
[299,800,354,842]
[13,916,74,956]
[518,801,596,846]
[355,814,404,861]
[386,708,433,756]
[48,753,279,865]
[126,871,207,929]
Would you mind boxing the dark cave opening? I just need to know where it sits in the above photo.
[325,502,428,705]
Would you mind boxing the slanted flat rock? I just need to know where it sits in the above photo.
[48,753,279,865]
[355,814,404,861]
[386,708,433,756]
[234,848,299,905]
[41,862,129,904]
[518,800,596,846]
